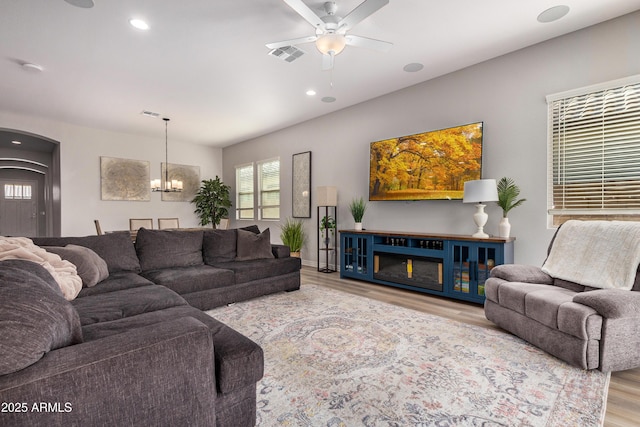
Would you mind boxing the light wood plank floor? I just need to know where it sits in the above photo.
[301,267,640,427]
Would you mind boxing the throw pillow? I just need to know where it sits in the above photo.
[0,260,83,376]
[203,229,238,264]
[44,245,109,287]
[236,228,275,261]
[135,228,204,271]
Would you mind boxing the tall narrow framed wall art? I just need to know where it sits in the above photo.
[292,151,311,218]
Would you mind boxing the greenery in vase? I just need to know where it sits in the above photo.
[496,177,526,218]
[349,197,368,223]
[280,217,306,253]
[321,215,336,236]
[191,176,232,228]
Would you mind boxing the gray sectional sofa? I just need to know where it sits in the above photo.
[0,226,301,426]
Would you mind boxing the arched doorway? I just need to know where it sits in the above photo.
[0,129,61,237]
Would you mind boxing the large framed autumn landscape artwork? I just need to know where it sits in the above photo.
[369,122,483,201]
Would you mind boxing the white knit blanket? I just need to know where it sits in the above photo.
[0,236,82,300]
[542,220,640,290]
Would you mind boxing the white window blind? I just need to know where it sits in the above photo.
[547,76,640,223]
[235,163,254,220]
[258,158,280,220]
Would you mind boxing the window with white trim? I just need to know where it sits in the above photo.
[235,163,254,220]
[257,158,280,220]
[235,158,280,220]
[547,75,640,226]
[4,184,32,200]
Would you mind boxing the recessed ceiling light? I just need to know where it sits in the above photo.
[11,140,22,145]
[129,18,150,30]
[306,89,317,96]
[403,63,424,73]
[64,0,94,8]
[321,96,336,103]
[537,5,570,23]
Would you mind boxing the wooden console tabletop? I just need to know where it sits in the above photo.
[338,229,515,243]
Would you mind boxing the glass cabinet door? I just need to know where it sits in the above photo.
[451,242,499,301]
[341,234,371,279]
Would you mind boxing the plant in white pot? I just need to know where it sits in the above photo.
[496,177,526,238]
[349,197,367,231]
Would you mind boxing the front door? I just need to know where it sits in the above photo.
[0,179,38,236]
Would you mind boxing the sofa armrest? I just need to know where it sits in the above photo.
[0,317,216,427]
[490,264,554,284]
[271,244,290,258]
[573,289,640,319]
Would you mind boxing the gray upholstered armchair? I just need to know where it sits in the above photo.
[484,220,640,372]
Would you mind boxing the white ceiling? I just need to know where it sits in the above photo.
[1,1,640,148]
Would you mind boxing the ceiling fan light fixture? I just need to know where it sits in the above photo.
[315,33,346,55]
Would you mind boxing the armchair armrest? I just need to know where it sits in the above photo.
[271,244,290,258]
[573,289,640,319]
[490,264,554,284]
[0,317,216,427]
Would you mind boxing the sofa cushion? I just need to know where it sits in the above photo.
[32,232,141,274]
[212,257,301,284]
[135,229,204,271]
[44,245,109,287]
[490,280,554,314]
[71,285,188,326]
[236,228,275,261]
[80,305,264,394]
[0,260,83,376]
[203,229,237,264]
[77,272,156,298]
[142,265,235,294]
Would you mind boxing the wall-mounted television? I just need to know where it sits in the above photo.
[369,122,483,201]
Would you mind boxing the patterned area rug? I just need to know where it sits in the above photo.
[207,285,610,426]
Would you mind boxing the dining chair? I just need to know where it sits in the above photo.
[158,217,179,230]
[94,219,103,235]
[218,218,229,230]
[129,218,153,231]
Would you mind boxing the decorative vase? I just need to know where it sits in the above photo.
[498,217,511,238]
[354,222,363,231]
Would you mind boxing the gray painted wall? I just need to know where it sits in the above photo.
[223,11,640,267]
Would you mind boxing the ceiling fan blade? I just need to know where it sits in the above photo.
[283,0,325,29]
[339,0,389,31]
[345,34,393,52]
[322,53,334,71]
[266,35,317,50]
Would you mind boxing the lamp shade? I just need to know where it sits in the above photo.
[463,179,498,203]
[317,186,338,206]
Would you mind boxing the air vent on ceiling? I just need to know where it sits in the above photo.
[268,46,305,63]
[141,110,161,118]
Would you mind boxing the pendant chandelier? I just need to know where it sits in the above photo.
[151,117,182,192]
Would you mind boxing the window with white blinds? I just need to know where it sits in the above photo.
[258,158,280,220]
[547,75,640,225]
[235,163,254,220]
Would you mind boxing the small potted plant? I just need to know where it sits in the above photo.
[191,176,232,229]
[496,177,526,238]
[320,215,336,246]
[349,197,367,231]
[280,217,306,257]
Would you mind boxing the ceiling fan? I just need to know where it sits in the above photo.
[266,0,392,70]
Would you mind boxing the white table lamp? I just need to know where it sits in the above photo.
[463,179,498,238]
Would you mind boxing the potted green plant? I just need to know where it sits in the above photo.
[320,215,336,246]
[496,177,526,238]
[280,217,306,257]
[349,197,367,230]
[191,176,232,229]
